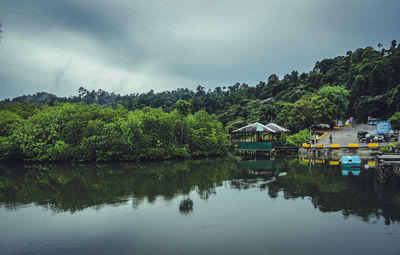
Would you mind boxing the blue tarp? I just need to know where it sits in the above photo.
[376,121,392,134]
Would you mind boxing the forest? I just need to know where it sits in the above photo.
[0,101,227,162]
[1,40,400,161]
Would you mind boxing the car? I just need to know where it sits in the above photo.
[370,133,384,142]
[383,132,399,142]
[357,131,369,141]
[335,120,343,127]
[367,118,381,125]
[314,124,330,130]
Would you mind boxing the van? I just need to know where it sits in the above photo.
[367,118,381,125]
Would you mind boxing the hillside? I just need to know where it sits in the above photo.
[2,40,400,132]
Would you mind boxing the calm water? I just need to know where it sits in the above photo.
[1,156,400,255]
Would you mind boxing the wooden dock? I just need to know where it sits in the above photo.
[376,153,400,162]
[302,142,382,150]
[375,153,400,185]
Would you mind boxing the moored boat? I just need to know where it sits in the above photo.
[341,156,361,167]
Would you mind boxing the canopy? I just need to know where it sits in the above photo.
[265,123,290,133]
[232,122,276,133]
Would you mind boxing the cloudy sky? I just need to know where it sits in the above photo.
[0,0,399,99]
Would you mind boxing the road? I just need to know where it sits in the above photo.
[317,124,391,147]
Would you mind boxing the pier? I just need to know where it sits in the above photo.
[375,154,400,185]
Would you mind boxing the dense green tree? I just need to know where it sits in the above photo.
[354,95,387,121]
[276,95,337,132]
[175,100,191,145]
[267,74,279,85]
[186,111,228,156]
[175,100,191,116]
[0,110,23,136]
[286,129,310,146]
[317,85,350,118]
[387,84,400,113]
[390,112,400,130]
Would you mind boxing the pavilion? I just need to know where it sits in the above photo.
[231,122,290,151]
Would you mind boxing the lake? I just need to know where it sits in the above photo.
[1,156,400,254]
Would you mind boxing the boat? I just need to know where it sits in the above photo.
[341,156,361,176]
[341,156,361,167]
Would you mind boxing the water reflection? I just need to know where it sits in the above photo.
[267,159,400,225]
[1,156,400,224]
[341,168,361,176]
[0,157,241,214]
[179,197,193,215]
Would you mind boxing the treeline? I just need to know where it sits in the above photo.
[0,157,240,213]
[0,101,228,162]
[3,40,400,132]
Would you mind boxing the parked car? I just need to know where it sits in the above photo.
[314,124,330,130]
[383,132,399,142]
[367,118,381,125]
[335,120,343,127]
[357,131,369,141]
[370,133,384,142]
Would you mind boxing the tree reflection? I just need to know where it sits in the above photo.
[266,158,400,225]
[0,155,241,213]
[179,197,193,215]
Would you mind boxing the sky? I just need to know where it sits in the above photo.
[0,0,399,99]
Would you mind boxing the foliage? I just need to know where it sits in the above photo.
[380,142,400,153]
[317,86,350,118]
[0,110,23,136]
[186,111,228,156]
[390,112,400,130]
[0,103,228,162]
[276,95,337,132]
[175,100,191,116]
[286,129,310,146]
[380,145,392,153]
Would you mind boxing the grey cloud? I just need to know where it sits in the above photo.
[0,0,399,99]
[54,60,72,89]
